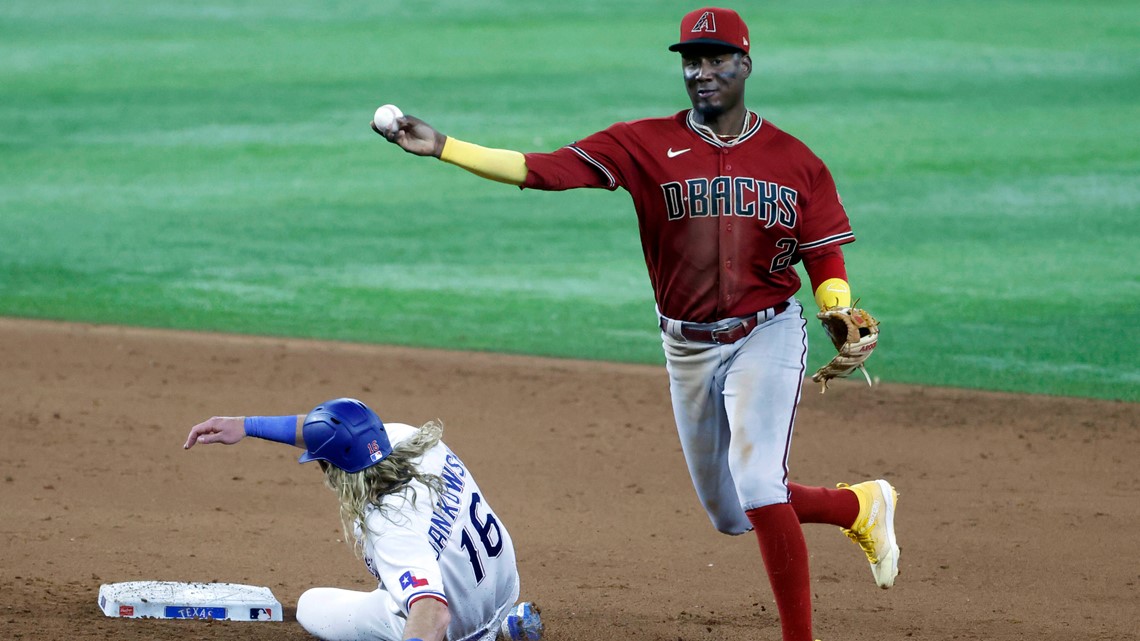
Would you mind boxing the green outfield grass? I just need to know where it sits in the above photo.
[1,1,1137,401]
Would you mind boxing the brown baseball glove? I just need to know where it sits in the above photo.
[812,306,879,393]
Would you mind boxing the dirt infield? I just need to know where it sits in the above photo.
[1,318,1136,641]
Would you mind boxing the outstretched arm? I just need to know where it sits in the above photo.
[372,115,527,186]
[183,415,304,450]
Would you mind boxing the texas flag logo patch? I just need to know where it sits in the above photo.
[399,570,429,590]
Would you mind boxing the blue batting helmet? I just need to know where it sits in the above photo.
[298,398,392,473]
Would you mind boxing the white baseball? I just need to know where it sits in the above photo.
[373,104,403,134]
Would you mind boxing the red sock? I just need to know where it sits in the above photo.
[788,482,859,527]
[746,503,812,641]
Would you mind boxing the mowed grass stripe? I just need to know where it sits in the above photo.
[1,0,1137,400]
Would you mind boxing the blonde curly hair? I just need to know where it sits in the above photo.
[319,420,445,556]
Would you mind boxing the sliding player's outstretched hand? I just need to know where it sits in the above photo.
[183,416,245,450]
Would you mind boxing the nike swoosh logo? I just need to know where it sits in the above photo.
[667,148,691,158]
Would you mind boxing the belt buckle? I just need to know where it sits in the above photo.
[711,321,744,344]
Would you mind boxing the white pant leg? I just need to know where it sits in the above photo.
[663,330,751,535]
[723,300,808,510]
[296,586,406,641]
[662,300,808,533]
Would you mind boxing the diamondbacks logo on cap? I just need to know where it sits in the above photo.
[669,7,750,54]
[691,11,716,33]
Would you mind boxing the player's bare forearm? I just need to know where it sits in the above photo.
[403,598,450,641]
[183,416,245,449]
[183,415,306,450]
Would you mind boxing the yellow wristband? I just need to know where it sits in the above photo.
[814,278,851,310]
[439,137,527,185]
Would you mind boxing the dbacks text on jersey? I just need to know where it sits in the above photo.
[661,176,798,228]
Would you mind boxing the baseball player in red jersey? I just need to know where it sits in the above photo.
[374,7,898,641]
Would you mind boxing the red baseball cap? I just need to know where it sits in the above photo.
[668,7,750,54]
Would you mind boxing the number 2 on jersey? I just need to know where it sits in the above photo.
[458,492,503,583]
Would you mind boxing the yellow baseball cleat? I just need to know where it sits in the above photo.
[839,479,900,589]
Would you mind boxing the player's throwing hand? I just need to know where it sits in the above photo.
[370,114,447,158]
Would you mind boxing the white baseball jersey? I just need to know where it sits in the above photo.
[357,423,519,641]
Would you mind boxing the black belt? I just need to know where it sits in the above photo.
[659,302,790,345]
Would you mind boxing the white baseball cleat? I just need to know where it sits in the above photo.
[839,479,900,589]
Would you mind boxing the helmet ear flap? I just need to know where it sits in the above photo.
[298,398,391,473]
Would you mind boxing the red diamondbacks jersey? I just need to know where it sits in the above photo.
[523,110,854,323]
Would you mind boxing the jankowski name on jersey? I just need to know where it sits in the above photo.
[427,453,467,557]
[661,176,798,226]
